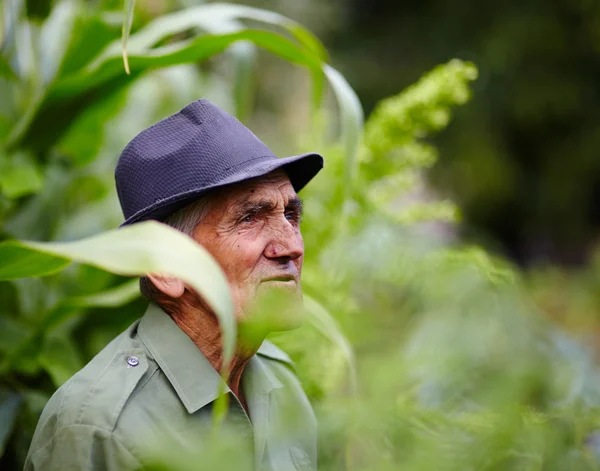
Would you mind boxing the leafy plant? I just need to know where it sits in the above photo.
[1,1,599,470]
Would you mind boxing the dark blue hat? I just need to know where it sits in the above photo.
[115,99,324,226]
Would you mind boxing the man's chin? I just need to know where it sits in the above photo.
[239,287,305,345]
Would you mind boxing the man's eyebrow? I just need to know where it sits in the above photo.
[286,197,303,215]
[231,199,275,218]
[231,196,303,218]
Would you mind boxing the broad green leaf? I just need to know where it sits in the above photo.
[0,222,236,363]
[121,0,136,74]
[160,3,328,109]
[0,245,70,279]
[0,391,22,456]
[8,28,324,152]
[55,30,322,99]
[122,3,328,61]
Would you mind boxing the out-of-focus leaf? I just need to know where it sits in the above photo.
[183,4,329,61]
[323,65,364,214]
[0,391,22,456]
[0,152,44,199]
[66,278,140,308]
[8,28,323,152]
[0,56,18,81]
[0,221,236,364]
[38,0,78,84]
[0,0,25,55]
[0,316,30,354]
[57,87,128,165]
[38,334,83,387]
[171,3,328,109]
[59,13,119,77]
[304,294,357,392]
[231,41,256,122]
[121,0,136,74]
[55,30,322,99]
[2,164,71,240]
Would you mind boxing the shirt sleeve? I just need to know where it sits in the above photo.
[25,424,142,471]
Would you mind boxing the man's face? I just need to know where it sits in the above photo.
[193,170,304,322]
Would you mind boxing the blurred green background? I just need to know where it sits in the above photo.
[2,0,600,469]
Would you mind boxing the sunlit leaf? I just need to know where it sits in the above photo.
[0,222,236,363]
[0,245,70,279]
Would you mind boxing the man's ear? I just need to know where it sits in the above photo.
[147,273,185,298]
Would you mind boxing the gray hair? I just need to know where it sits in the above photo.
[139,196,213,303]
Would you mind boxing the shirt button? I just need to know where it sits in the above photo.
[126,356,139,367]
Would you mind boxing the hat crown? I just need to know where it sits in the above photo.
[115,99,276,221]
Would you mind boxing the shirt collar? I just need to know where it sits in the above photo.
[137,304,294,414]
[138,303,229,414]
[256,340,295,369]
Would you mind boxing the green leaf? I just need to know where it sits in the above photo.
[187,3,329,61]
[0,222,236,364]
[39,334,84,387]
[54,29,322,99]
[0,316,30,354]
[0,245,70,279]
[231,41,256,122]
[0,152,44,199]
[121,0,136,74]
[0,56,18,81]
[66,278,140,308]
[304,295,357,392]
[323,65,364,218]
[0,391,22,457]
[38,0,79,84]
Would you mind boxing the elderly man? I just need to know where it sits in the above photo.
[25,99,323,471]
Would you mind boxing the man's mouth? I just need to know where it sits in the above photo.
[260,275,297,286]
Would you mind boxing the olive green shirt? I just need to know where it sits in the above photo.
[25,304,316,471]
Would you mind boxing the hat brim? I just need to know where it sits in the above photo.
[120,152,323,227]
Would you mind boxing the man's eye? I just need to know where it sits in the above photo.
[285,211,299,222]
[242,214,253,223]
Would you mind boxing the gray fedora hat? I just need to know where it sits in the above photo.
[115,99,324,227]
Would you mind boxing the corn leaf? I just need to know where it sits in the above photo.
[0,221,236,363]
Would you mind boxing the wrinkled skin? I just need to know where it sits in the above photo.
[148,170,305,397]
[193,170,305,321]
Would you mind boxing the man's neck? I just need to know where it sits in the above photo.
[168,295,261,404]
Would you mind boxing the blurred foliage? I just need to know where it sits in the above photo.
[310,0,600,266]
[1,1,600,471]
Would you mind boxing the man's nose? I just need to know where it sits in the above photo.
[264,218,304,262]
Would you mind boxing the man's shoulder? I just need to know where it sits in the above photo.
[36,320,154,434]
